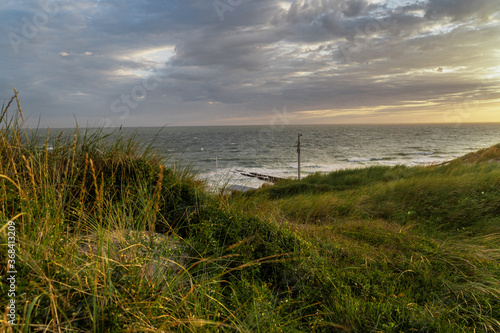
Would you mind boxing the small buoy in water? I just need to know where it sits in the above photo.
[201,148,204,151]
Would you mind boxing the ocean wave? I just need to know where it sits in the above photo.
[347,157,390,162]
[397,151,435,156]
[347,158,372,162]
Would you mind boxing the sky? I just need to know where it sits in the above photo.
[1,0,500,127]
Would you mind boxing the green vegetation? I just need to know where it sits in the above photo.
[1,92,499,332]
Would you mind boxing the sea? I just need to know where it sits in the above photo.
[46,123,500,190]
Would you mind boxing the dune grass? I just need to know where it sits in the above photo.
[231,158,500,332]
[0,92,316,332]
[1,91,500,332]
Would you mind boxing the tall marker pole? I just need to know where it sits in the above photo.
[297,133,302,180]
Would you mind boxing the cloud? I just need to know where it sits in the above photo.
[0,0,499,126]
[342,0,369,17]
[425,0,500,21]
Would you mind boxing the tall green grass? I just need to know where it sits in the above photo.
[1,90,499,332]
[0,92,315,332]
[256,162,500,235]
[227,149,500,332]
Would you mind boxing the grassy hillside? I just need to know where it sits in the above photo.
[1,93,499,332]
[230,160,500,332]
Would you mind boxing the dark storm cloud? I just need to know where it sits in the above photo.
[425,0,500,20]
[1,0,499,126]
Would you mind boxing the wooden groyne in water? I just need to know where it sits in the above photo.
[234,170,284,183]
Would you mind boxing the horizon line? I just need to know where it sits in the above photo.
[26,120,500,130]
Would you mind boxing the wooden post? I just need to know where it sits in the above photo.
[297,133,302,180]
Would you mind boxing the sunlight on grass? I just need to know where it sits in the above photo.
[1,90,499,332]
